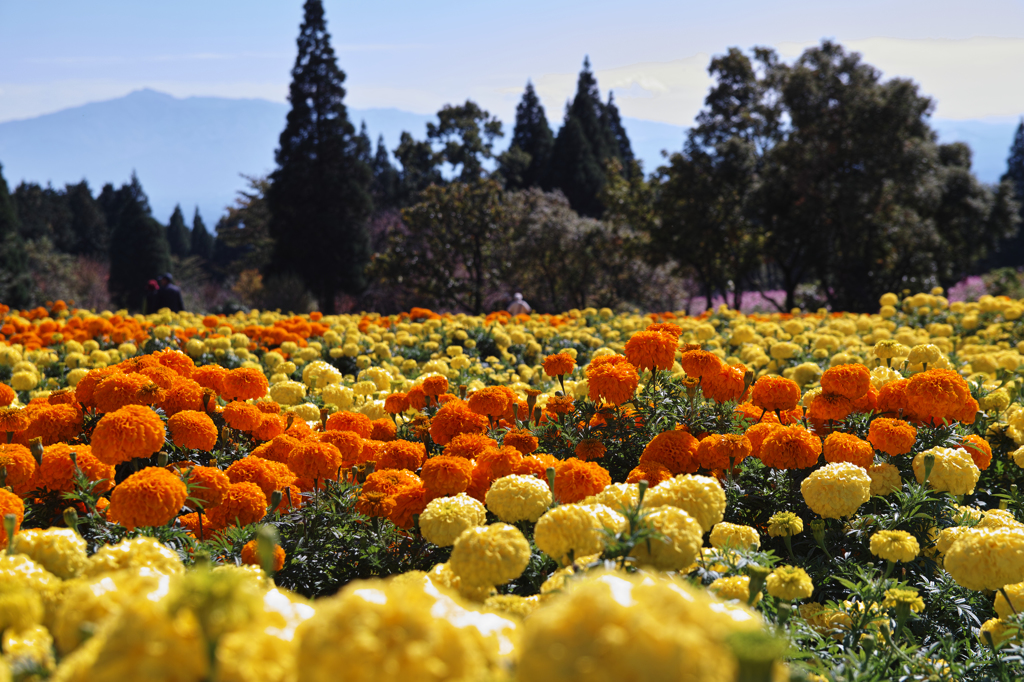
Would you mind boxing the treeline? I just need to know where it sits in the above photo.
[2,0,1023,315]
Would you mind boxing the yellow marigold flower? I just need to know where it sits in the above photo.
[419,494,487,547]
[869,530,920,563]
[766,565,814,601]
[995,581,1024,618]
[483,594,543,619]
[710,522,761,551]
[944,528,1024,591]
[426,562,496,603]
[800,462,871,519]
[767,511,804,538]
[484,474,552,523]
[642,474,726,532]
[83,536,184,577]
[867,463,902,496]
[3,625,55,674]
[10,528,87,579]
[295,574,514,682]
[449,523,531,588]
[912,446,980,495]
[882,587,925,613]
[980,618,1016,648]
[591,482,640,512]
[629,505,703,571]
[268,380,306,405]
[534,503,624,565]
[709,575,758,604]
[0,583,43,634]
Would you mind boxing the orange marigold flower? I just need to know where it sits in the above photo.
[241,538,285,572]
[407,385,428,411]
[745,422,785,459]
[421,455,474,495]
[586,355,639,406]
[554,458,611,504]
[389,483,428,529]
[515,453,560,480]
[91,404,166,466]
[695,434,753,470]
[0,443,36,495]
[0,407,30,435]
[252,413,286,441]
[905,368,971,425]
[256,400,282,414]
[220,367,269,401]
[252,434,300,464]
[639,430,699,475]
[191,365,228,394]
[317,430,363,467]
[468,386,511,418]
[624,330,677,372]
[138,364,180,391]
[850,384,879,414]
[377,439,427,471]
[46,388,79,406]
[287,441,344,483]
[759,426,822,469]
[159,379,206,416]
[574,438,606,461]
[867,418,917,456]
[876,379,909,416]
[207,481,267,528]
[807,392,854,422]
[960,434,993,471]
[466,465,494,502]
[430,398,489,446]
[92,372,155,413]
[0,383,16,407]
[504,427,539,455]
[153,349,196,378]
[24,403,82,446]
[626,461,673,487]
[227,456,296,501]
[74,367,121,408]
[443,433,498,460]
[223,401,263,431]
[370,418,397,442]
[167,410,218,451]
[356,439,386,466]
[0,488,24,545]
[384,392,410,414]
[542,352,576,377]
[702,363,749,404]
[326,411,374,438]
[477,445,523,479]
[820,364,871,400]
[363,468,421,496]
[422,375,449,397]
[751,376,801,413]
[822,432,874,468]
[355,490,395,518]
[545,396,575,415]
[679,349,724,379]
[953,397,979,425]
[108,466,188,531]
[646,322,683,339]
[182,465,230,508]
[36,443,114,494]
[735,401,779,424]
[178,512,212,540]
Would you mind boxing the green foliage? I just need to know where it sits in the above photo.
[427,100,503,183]
[106,173,172,311]
[166,204,191,258]
[500,81,554,191]
[190,208,214,261]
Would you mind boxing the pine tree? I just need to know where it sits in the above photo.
[371,135,401,209]
[166,204,191,257]
[191,208,214,261]
[107,174,171,310]
[0,163,32,307]
[604,92,635,170]
[989,120,1024,267]
[266,0,373,313]
[502,81,554,190]
[1007,121,1024,203]
[65,181,108,256]
[545,57,626,216]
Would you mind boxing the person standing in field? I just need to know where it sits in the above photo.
[155,273,185,312]
[507,293,531,315]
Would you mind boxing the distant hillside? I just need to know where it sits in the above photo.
[0,89,1016,225]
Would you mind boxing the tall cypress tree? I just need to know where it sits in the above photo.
[371,135,400,209]
[502,81,554,190]
[545,57,625,216]
[990,120,1024,267]
[107,174,171,310]
[0,163,32,307]
[604,92,635,170]
[191,208,214,261]
[166,204,191,257]
[1007,121,1024,204]
[266,0,373,313]
[66,181,108,257]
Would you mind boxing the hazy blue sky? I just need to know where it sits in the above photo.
[1,0,1023,126]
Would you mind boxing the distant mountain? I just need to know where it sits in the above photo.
[0,89,1017,226]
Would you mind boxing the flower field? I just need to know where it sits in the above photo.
[4,290,1024,680]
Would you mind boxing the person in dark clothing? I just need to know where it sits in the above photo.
[143,279,160,314]
[155,273,185,312]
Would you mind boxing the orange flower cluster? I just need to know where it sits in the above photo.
[553,458,611,503]
[904,369,973,425]
[695,434,753,470]
[542,352,576,377]
[240,538,286,572]
[167,410,218,451]
[624,330,677,372]
[751,376,801,413]
[91,404,166,465]
[586,355,639,406]
[639,430,699,475]
[429,398,489,445]
[867,418,917,456]
[759,426,822,469]
[822,432,874,469]
[107,466,188,530]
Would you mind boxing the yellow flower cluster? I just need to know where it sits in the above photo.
[800,462,872,519]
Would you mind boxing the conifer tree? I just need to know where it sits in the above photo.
[66,181,108,257]
[1007,121,1024,207]
[107,174,171,310]
[371,135,401,209]
[604,92,635,170]
[266,0,373,313]
[0,163,32,307]
[167,204,191,258]
[989,120,1024,267]
[501,81,554,190]
[191,208,214,261]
